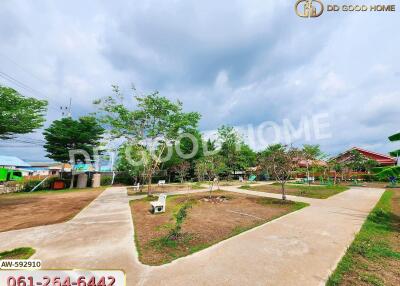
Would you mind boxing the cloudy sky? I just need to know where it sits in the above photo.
[0,0,399,161]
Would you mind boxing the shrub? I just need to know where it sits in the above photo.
[113,173,135,185]
[21,177,67,192]
[361,174,375,182]
[100,175,113,186]
[22,179,47,192]
[167,202,192,240]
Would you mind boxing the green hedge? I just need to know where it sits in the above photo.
[100,175,113,186]
[22,177,69,192]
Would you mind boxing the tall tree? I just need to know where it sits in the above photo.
[43,116,104,188]
[302,144,326,184]
[172,161,191,183]
[217,125,255,177]
[259,145,301,200]
[195,154,226,197]
[328,159,344,184]
[161,129,204,182]
[117,143,150,185]
[0,86,47,139]
[95,86,201,194]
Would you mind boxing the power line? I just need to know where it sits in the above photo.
[0,145,42,148]
[0,56,77,118]
[0,70,61,114]
[16,136,46,143]
[0,52,45,83]
[0,70,49,101]
[6,138,44,146]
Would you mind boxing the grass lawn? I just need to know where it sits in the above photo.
[218,180,259,186]
[241,183,349,199]
[0,187,105,232]
[0,247,35,259]
[327,189,400,286]
[128,182,205,196]
[130,191,308,265]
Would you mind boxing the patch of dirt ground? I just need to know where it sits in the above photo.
[130,191,306,265]
[0,189,104,232]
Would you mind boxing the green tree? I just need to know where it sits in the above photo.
[117,143,150,184]
[172,161,191,183]
[161,129,204,182]
[345,150,369,172]
[259,145,301,200]
[302,144,326,184]
[195,154,226,197]
[328,159,344,184]
[43,116,104,188]
[0,86,47,139]
[217,125,256,178]
[95,86,201,194]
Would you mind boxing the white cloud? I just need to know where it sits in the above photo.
[0,0,399,160]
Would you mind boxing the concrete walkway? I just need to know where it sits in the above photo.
[0,187,146,284]
[0,186,384,285]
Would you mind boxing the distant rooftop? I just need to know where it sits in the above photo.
[27,161,60,167]
[0,155,30,167]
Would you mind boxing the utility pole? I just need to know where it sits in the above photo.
[60,97,72,118]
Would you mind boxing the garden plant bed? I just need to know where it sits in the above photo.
[0,188,104,232]
[327,189,400,286]
[130,191,308,265]
[0,247,35,259]
[242,183,349,199]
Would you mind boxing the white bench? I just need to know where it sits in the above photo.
[157,180,166,186]
[150,194,167,214]
[132,183,140,191]
[306,177,315,183]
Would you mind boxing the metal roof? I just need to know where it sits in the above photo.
[0,155,31,167]
[27,162,59,167]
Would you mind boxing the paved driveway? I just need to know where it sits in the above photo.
[0,185,384,285]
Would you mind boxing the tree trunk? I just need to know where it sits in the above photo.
[208,176,213,199]
[306,164,311,186]
[147,173,152,196]
[281,182,286,200]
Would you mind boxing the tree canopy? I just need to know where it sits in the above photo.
[258,144,301,200]
[95,86,201,193]
[0,86,47,139]
[43,116,104,163]
[217,125,256,175]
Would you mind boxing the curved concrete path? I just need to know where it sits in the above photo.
[0,185,384,285]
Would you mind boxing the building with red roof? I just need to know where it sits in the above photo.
[333,147,397,166]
